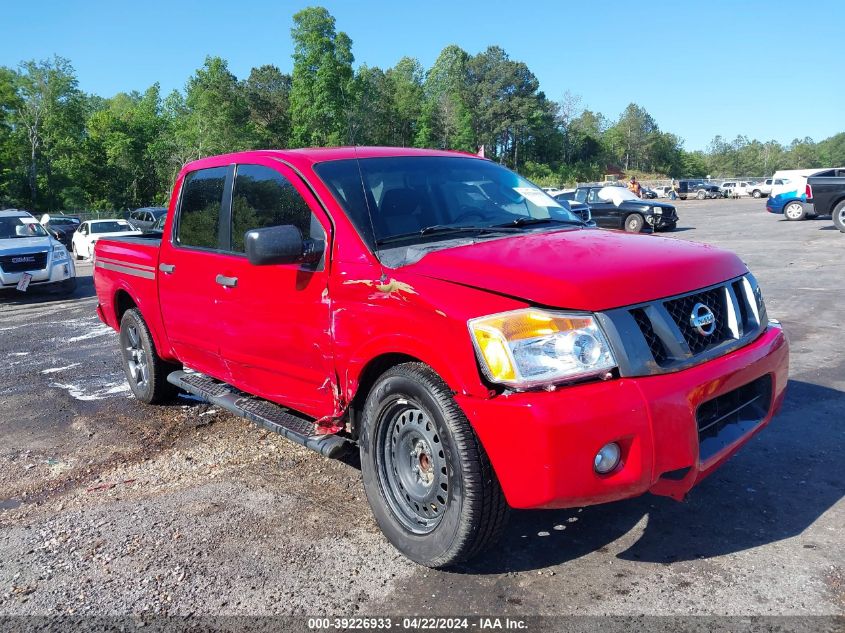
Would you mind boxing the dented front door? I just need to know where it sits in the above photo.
[215,160,338,421]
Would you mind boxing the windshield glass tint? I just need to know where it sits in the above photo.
[91,221,133,233]
[0,218,49,239]
[314,156,577,247]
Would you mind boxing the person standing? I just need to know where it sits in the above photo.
[627,177,642,198]
[669,178,679,200]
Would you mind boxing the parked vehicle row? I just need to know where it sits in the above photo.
[92,146,787,567]
[767,168,845,221]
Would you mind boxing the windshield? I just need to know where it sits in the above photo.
[598,186,641,204]
[91,221,134,234]
[314,156,579,248]
[0,217,49,239]
[50,217,79,226]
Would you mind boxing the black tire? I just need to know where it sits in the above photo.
[784,201,806,221]
[624,213,645,233]
[833,200,845,233]
[752,190,762,198]
[359,362,509,568]
[696,190,706,200]
[119,308,179,404]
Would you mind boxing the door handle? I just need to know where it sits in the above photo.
[159,263,175,274]
[215,274,238,288]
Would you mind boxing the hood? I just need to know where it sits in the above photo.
[401,229,746,311]
[0,236,53,252]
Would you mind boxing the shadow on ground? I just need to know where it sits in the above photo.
[452,379,844,574]
[0,273,95,304]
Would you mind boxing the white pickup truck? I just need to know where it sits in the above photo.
[0,209,76,294]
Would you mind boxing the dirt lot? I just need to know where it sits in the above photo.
[0,198,843,624]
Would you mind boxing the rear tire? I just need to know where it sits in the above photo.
[752,190,762,198]
[624,213,645,233]
[833,200,845,233]
[696,190,706,200]
[119,308,179,404]
[784,201,806,221]
[359,362,509,568]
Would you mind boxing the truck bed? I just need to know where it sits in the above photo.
[93,234,170,356]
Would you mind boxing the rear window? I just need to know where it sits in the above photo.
[177,167,227,249]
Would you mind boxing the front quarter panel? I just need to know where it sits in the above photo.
[331,263,525,405]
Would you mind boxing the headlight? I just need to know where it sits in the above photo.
[653,207,663,215]
[468,309,617,388]
[52,245,68,261]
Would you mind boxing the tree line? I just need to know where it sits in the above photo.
[1,6,843,212]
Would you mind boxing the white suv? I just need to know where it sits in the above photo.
[748,179,775,198]
[719,181,752,197]
[0,209,76,293]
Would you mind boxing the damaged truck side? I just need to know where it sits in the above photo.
[93,148,789,568]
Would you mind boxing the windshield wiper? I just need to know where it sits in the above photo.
[375,225,522,246]
[494,217,585,228]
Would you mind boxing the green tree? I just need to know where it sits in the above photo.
[243,65,292,149]
[385,57,424,147]
[289,7,354,146]
[417,45,474,151]
[13,56,85,210]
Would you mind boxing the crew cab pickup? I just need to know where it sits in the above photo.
[807,172,845,232]
[93,147,789,567]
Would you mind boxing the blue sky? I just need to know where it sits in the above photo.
[1,0,841,151]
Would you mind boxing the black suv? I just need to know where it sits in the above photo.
[573,186,678,232]
[678,180,721,200]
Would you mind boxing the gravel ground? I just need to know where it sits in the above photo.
[0,200,843,625]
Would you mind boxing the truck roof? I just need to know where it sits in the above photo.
[181,146,482,176]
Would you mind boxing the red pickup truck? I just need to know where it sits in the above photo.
[93,147,789,567]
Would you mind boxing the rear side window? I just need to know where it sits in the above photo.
[177,167,227,249]
[230,164,319,253]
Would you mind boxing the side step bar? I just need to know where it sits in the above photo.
[167,370,351,458]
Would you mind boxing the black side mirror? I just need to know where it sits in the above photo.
[244,224,324,266]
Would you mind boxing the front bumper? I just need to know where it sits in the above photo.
[0,258,75,288]
[457,324,788,509]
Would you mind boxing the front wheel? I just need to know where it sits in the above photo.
[359,363,509,568]
[784,201,806,221]
[119,308,179,404]
[752,190,762,198]
[833,200,845,233]
[624,213,645,232]
[696,190,706,200]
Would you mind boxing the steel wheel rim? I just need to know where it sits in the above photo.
[377,399,449,534]
[123,325,149,389]
[838,208,845,226]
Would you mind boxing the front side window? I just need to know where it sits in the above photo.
[230,164,319,253]
[177,167,227,249]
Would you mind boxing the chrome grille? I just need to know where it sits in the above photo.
[597,274,768,377]
[0,251,48,273]
[664,286,730,355]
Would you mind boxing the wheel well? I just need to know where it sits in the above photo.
[348,352,421,437]
[114,290,137,323]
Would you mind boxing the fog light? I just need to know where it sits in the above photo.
[594,442,621,474]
